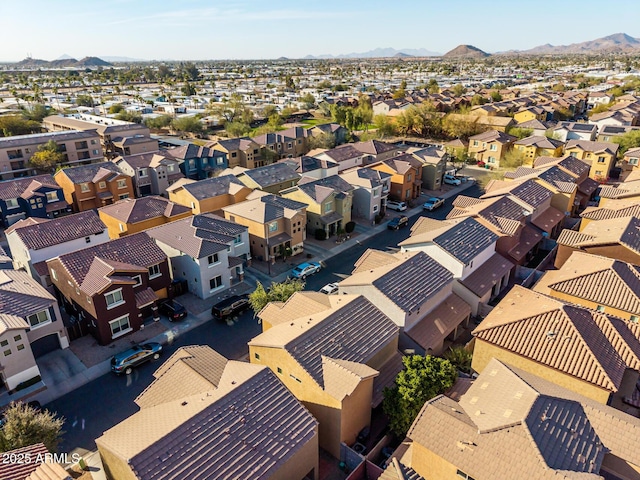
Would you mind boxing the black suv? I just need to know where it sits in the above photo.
[212,295,251,321]
[387,215,409,230]
[159,299,187,321]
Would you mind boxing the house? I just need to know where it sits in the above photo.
[397,357,640,480]
[369,153,423,202]
[223,192,307,262]
[513,105,548,123]
[551,121,597,142]
[308,122,348,144]
[472,286,640,405]
[280,126,314,157]
[251,132,297,160]
[620,146,640,178]
[587,91,614,109]
[279,155,339,179]
[112,151,184,197]
[96,346,319,480]
[0,130,102,180]
[555,215,640,268]
[146,214,249,300]
[514,135,564,164]
[0,443,71,480]
[43,113,158,159]
[339,168,391,222]
[250,293,402,458]
[0,175,69,227]
[579,198,640,231]
[98,196,192,239]
[166,174,253,214]
[351,140,400,162]
[590,110,639,127]
[514,118,552,136]
[411,146,447,190]
[6,210,110,287]
[399,217,513,316]
[596,125,640,143]
[534,251,640,325]
[281,175,354,238]
[163,143,227,179]
[339,250,471,355]
[0,270,68,389]
[210,137,265,169]
[53,162,135,212]
[598,176,640,206]
[230,163,300,194]
[47,233,171,345]
[467,130,516,168]
[313,144,371,172]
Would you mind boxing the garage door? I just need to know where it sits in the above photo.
[31,334,60,358]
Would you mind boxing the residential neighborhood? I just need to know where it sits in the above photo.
[3,11,640,480]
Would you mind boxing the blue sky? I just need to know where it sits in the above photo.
[2,0,639,61]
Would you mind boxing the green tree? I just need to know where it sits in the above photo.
[0,402,64,453]
[501,149,527,169]
[75,94,93,107]
[171,116,203,134]
[490,90,502,102]
[108,104,125,114]
[452,84,467,96]
[181,81,197,97]
[144,115,173,129]
[507,127,533,140]
[588,102,613,116]
[471,94,488,106]
[373,114,397,137]
[613,130,640,154]
[261,105,279,119]
[23,104,49,122]
[248,279,305,317]
[0,115,41,137]
[395,102,442,138]
[443,346,473,374]
[300,93,316,112]
[427,78,439,94]
[442,115,485,140]
[392,79,407,99]
[29,140,64,172]
[224,121,252,137]
[115,111,143,124]
[383,355,457,437]
[307,132,336,150]
[208,93,254,124]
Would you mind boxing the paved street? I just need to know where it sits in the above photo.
[45,183,481,455]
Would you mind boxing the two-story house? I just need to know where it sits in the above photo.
[146,214,250,300]
[0,270,69,391]
[351,140,400,162]
[53,162,135,211]
[280,126,314,157]
[514,135,564,164]
[0,175,69,227]
[279,156,339,179]
[251,132,297,160]
[112,151,184,197]
[250,293,401,458]
[339,250,471,355]
[468,129,516,167]
[98,196,192,239]
[6,210,110,287]
[211,137,264,169]
[551,122,598,142]
[230,162,301,194]
[163,143,228,180]
[166,174,253,215]
[308,122,348,145]
[281,175,354,238]
[513,105,549,123]
[222,192,307,262]
[46,233,171,345]
[313,145,371,173]
[369,153,423,203]
[411,146,447,190]
[0,130,102,180]
[339,167,391,222]
[564,140,619,181]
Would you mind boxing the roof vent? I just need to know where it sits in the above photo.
[181,401,188,406]
[546,331,557,340]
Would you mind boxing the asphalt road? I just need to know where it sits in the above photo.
[47,183,482,454]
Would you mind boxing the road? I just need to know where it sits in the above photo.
[46,183,482,454]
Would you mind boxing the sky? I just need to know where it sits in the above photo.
[2,0,640,61]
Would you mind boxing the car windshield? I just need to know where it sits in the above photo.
[292,267,303,273]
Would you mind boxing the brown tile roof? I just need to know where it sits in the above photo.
[0,270,56,334]
[530,206,564,233]
[135,287,158,309]
[473,286,630,392]
[371,351,404,408]
[0,443,51,480]
[25,462,71,480]
[222,193,307,223]
[56,162,123,184]
[352,248,398,273]
[408,217,452,236]
[258,291,332,328]
[0,175,59,200]
[448,195,526,236]
[459,253,515,297]
[508,224,543,261]
[352,140,398,155]
[7,211,106,250]
[580,199,640,222]
[565,139,619,156]
[469,129,516,144]
[98,196,190,224]
[175,174,248,200]
[556,216,640,254]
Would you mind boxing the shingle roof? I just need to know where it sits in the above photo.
[509,179,555,208]
[459,253,515,297]
[147,213,246,259]
[558,156,591,177]
[98,196,191,224]
[565,139,619,156]
[7,210,106,250]
[223,194,307,223]
[432,217,498,264]
[0,270,55,334]
[296,174,354,202]
[56,162,123,184]
[514,135,564,149]
[557,216,640,254]
[242,162,300,188]
[448,195,526,235]
[179,174,248,200]
[469,129,516,144]
[0,175,59,200]
[538,166,578,190]
[580,199,640,222]
[281,155,338,173]
[321,144,364,162]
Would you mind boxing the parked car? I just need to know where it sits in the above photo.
[291,261,321,279]
[387,215,409,230]
[443,174,462,186]
[111,342,163,375]
[386,200,407,211]
[320,283,339,295]
[159,299,187,321]
[422,197,445,211]
[212,294,251,321]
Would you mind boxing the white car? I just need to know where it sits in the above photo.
[443,174,462,186]
[386,200,408,211]
[320,283,339,295]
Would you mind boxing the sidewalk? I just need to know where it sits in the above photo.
[246,180,477,285]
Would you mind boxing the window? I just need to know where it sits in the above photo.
[105,289,124,309]
[488,157,496,163]
[0,340,7,347]
[407,173,412,182]
[5,198,18,208]
[51,269,58,281]
[456,470,475,480]
[254,352,260,360]
[149,264,161,279]
[472,140,478,147]
[268,221,278,232]
[405,188,411,198]
[207,253,219,265]
[27,309,51,328]
[287,142,292,149]
[209,275,222,291]
[139,168,148,177]
[109,315,131,338]
[117,179,127,189]
[132,275,142,287]
[17,344,25,351]
[3,349,10,357]
[190,202,196,209]
[98,181,106,189]
[489,144,497,151]
[324,202,333,213]
[595,170,603,176]
[630,158,639,166]
[93,149,99,155]
[119,223,124,232]
[119,193,129,200]
[234,234,243,244]
[597,156,606,163]
[373,204,379,212]
[91,139,97,144]
[80,183,90,193]
[13,335,21,342]
[45,191,58,202]
[631,315,639,323]
[596,305,605,312]
[277,367,282,374]
[85,236,91,243]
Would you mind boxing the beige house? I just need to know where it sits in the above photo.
[579,198,640,231]
[249,293,402,458]
[467,129,516,167]
[166,174,253,215]
[229,163,301,194]
[97,346,319,480]
[210,137,265,168]
[564,139,620,181]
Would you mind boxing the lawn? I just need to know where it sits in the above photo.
[301,117,333,128]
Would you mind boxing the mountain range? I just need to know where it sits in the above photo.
[304,47,441,59]
[16,56,112,68]
[505,33,640,55]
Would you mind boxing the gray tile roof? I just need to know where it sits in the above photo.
[181,174,247,200]
[282,156,338,173]
[557,156,590,177]
[0,270,56,333]
[98,196,190,224]
[433,217,498,264]
[510,179,554,208]
[297,175,354,201]
[538,166,577,187]
[242,163,300,188]
[164,143,222,160]
[372,252,453,313]
[321,144,365,162]
[286,296,398,388]
[9,210,106,250]
[0,175,59,200]
[147,214,247,259]
[58,162,123,184]
[258,195,308,222]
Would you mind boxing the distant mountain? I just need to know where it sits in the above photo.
[55,53,74,60]
[394,52,414,58]
[443,45,490,58]
[100,55,146,62]
[14,56,112,68]
[516,33,640,55]
[305,47,441,59]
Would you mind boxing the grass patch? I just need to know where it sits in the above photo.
[301,118,333,128]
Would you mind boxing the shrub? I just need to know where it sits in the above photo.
[314,229,327,241]
[345,221,355,234]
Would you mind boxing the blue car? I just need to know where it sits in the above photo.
[291,261,321,279]
[110,342,163,375]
